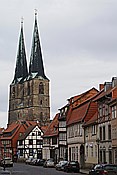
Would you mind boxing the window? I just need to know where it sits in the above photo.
[39,82,44,94]
[40,100,42,105]
[86,146,88,157]
[103,150,106,163]
[72,147,75,160]
[92,125,96,135]
[100,150,102,163]
[99,106,103,117]
[76,147,78,161]
[59,133,66,140]
[32,133,35,136]
[60,147,65,158]
[36,139,43,145]
[95,145,97,157]
[85,128,88,137]
[99,127,102,141]
[103,126,106,140]
[29,148,33,156]
[108,125,111,140]
[38,131,41,136]
[29,139,33,145]
[20,149,23,156]
[19,140,23,146]
[27,82,30,95]
[112,105,116,119]
[52,137,57,145]
[109,150,112,164]
[91,146,93,157]
[79,124,82,136]
[59,121,66,127]
[12,87,15,98]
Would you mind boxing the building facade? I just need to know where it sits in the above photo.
[17,125,44,160]
[58,105,68,161]
[43,114,59,163]
[66,88,98,168]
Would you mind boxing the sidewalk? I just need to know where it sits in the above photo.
[80,168,89,174]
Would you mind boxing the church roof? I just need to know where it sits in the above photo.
[12,19,28,84]
[28,11,48,80]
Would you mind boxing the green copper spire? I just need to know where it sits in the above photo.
[12,18,28,84]
[29,11,47,79]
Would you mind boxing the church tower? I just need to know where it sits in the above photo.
[8,12,50,126]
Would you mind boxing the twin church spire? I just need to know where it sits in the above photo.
[12,12,47,84]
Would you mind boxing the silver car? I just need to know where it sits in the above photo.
[43,159,55,168]
[1,157,13,167]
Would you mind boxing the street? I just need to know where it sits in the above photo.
[0,163,86,175]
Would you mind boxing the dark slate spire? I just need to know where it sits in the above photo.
[12,19,28,84]
[29,11,47,79]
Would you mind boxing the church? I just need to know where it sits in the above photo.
[8,12,50,126]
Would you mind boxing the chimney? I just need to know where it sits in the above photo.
[99,84,104,91]
[112,77,117,88]
[104,82,112,92]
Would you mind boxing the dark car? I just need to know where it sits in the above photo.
[64,161,80,173]
[35,159,46,166]
[55,161,68,171]
[89,164,117,175]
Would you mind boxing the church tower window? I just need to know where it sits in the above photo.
[40,100,42,105]
[27,82,30,95]
[12,87,15,98]
[39,82,44,94]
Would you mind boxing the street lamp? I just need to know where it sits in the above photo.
[96,138,100,164]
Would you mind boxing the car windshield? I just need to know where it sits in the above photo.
[5,158,11,160]
[61,161,67,165]
[94,165,102,170]
[47,159,53,162]
[104,165,117,170]
[70,162,77,165]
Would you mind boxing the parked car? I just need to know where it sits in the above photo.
[1,157,13,167]
[64,161,80,173]
[55,161,68,171]
[29,158,37,165]
[35,159,46,166]
[25,157,33,164]
[43,159,55,168]
[89,164,117,175]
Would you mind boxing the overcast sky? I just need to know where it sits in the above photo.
[0,0,117,128]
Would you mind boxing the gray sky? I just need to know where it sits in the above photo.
[0,0,117,128]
